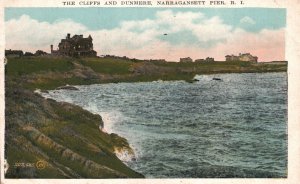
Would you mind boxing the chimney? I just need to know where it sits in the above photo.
[67,33,71,39]
[50,45,53,53]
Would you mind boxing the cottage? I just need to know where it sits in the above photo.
[180,57,193,62]
[205,57,214,62]
[5,49,23,57]
[51,33,97,57]
[239,53,258,62]
[225,53,258,62]
[225,55,238,61]
[195,57,214,62]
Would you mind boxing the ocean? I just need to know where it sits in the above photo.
[42,72,287,178]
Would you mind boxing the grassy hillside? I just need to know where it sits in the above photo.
[6,56,287,90]
[4,56,287,178]
[6,57,74,76]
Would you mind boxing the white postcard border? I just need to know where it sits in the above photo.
[1,0,299,184]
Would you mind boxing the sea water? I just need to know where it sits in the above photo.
[42,72,287,178]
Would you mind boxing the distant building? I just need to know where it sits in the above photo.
[195,57,215,62]
[180,57,193,62]
[225,55,239,61]
[225,53,258,62]
[51,33,97,57]
[5,49,23,57]
[205,57,215,62]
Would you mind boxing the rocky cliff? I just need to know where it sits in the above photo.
[5,80,143,178]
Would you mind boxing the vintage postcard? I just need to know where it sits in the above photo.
[0,0,299,184]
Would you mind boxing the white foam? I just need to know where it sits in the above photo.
[50,92,74,104]
[34,88,41,95]
[114,147,136,163]
[84,102,100,114]
[194,74,212,82]
[99,111,125,134]
[95,111,141,164]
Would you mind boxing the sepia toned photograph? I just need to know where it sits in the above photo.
[1,4,291,181]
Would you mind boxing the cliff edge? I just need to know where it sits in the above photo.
[5,81,143,178]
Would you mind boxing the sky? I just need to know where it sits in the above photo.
[5,8,286,61]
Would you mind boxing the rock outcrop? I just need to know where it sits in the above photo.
[5,83,144,178]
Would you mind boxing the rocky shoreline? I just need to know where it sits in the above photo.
[4,56,287,178]
[5,82,144,178]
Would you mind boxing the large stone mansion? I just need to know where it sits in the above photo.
[51,33,97,57]
[225,53,258,62]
